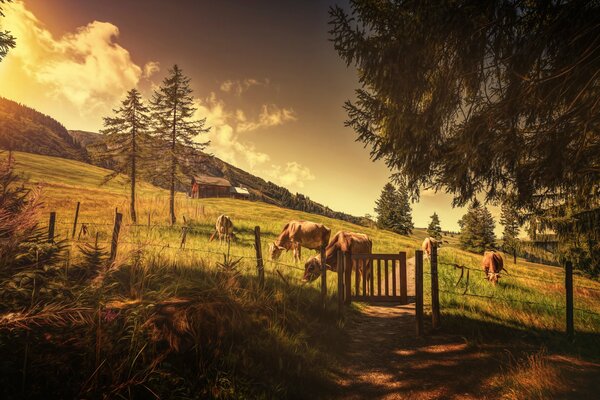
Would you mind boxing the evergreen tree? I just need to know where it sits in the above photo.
[458,200,496,253]
[500,202,520,263]
[151,65,210,224]
[427,212,442,241]
[375,182,413,235]
[100,88,150,223]
[0,1,16,62]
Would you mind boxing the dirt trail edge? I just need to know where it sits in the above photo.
[332,257,600,400]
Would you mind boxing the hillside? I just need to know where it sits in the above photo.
[6,150,600,399]
[0,98,368,225]
[0,97,89,162]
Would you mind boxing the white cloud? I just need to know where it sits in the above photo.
[143,61,160,78]
[195,93,313,189]
[2,1,155,117]
[266,162,315,189]
[237,104,297,132]
[219,78,269,96]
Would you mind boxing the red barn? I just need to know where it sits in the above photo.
[191,175,232,198]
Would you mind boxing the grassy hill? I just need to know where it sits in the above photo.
[5,150,600,399]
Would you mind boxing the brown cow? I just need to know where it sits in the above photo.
[269,220,331,262]
[303,231,372,300]
[482,251,504,284]
[209,214,235,244]
[421,237,440,260]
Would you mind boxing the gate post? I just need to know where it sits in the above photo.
[399,252,408,305]
[565,260,574,341]
[431,244,440,330]
[415,250,424,337]
[337,250,344,315]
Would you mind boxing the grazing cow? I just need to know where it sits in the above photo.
[482,251,504,284]
[269,220,331,263]
[421,237,441,260]
[209,214,235,244]
[303,231,372,301]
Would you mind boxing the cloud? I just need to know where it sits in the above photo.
[195,93,313,189]
[143,61,160,78]
[220,78,269,96]
[1,1,155,119]
[266,162,315,189]
[236,104,297,132]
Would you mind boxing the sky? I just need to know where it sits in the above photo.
[0,0,502,233]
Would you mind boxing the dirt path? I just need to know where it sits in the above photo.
[331,257,600,400]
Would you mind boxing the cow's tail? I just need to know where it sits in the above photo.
[209,230,217,242]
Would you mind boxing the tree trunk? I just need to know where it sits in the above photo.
[170,106,177,225]
[130,117,137,223]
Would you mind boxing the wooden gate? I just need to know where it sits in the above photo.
[337,252,408,305]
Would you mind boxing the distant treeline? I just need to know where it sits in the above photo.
[0,97,89,162]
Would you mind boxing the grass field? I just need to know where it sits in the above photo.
[6,150,600,398]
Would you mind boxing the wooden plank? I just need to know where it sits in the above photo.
[377,259,382,296]
[351,253,404,260]
[400,252,408,305]
[354,257,359,297]
[431,244,440,329]
[384,259,389,296]
[320,244,327,310]
[369,260,374,296]
[416,250,424,336]
[392,259,397,297]
[337,250,344,314]
[345,252,352,305]
[360,259,366,297]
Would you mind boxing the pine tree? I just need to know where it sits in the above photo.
[500,202,520,263]
[375,182,413,235]
[427,212,442,240]
[151,65,210,225]
[458,200,496,253]
[0,1,16,62]
[100,88,150,223]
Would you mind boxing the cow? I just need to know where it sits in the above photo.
[269,220,331,263]
[303,231,372,301]
[209,214,235,244]
[482,251,504,284]
[421,237,441,260]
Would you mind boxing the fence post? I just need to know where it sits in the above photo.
[71,202,80,239]
[320,244,327,310]
[48,212,56,243]
[109,212,123,263]
[344,251,352,305]
[337,250,344,316]
[415,249,424,337]
[565,261,574,341]
[254,226,264,289]
[431,244,440,330]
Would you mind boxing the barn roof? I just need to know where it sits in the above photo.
[230,186,250,195]
[193,175,231,187]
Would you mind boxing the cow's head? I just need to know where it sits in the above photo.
[268,242,286,261]
[303,256,323,282]
[487,271,501,284]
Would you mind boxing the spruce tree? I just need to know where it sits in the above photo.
[427,212,442,241]
[151,65,210,225]
[375,182,413,235]
[100,88,150,223]
[500,202,520,263]
[458,200,496,253]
